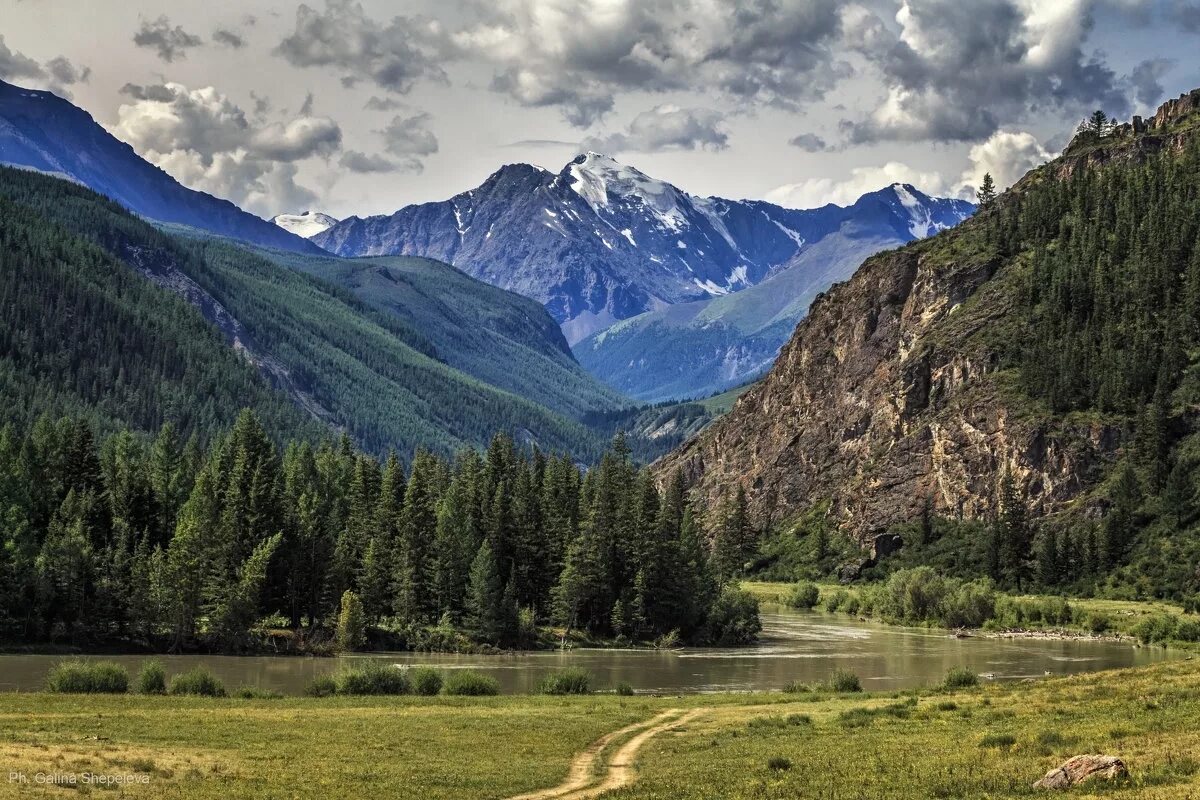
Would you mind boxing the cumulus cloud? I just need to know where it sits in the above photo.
[444,0,848,127]
[766,128,1053,209]
[275,0,447,94]
[133,15,204,62]
[788,132,829,152]
[112,82,342,216]
[764,161,951,209]
[843,0,1133,143]
[364,95,405,112]
[1129,58,1173,108]
[957,130,1052,195]
[583,106,729,153]
[212,29,246,49]
[339,150,403,173]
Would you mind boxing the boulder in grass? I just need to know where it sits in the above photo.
[1033,755,1128,789]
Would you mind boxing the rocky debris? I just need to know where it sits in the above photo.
[1033,755,1128,789]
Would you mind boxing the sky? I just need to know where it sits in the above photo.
[2,0,1199,220]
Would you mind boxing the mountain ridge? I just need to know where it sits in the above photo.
[0,79,321,254]
[314,153,972,343]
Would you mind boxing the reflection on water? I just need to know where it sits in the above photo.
[0,609,1174,695]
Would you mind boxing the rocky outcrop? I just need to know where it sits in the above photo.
[1033,755,1128,789]
[655,219,1120,541]
[655,89,1200,544]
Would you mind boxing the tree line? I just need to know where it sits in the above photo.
[0,410,759,651]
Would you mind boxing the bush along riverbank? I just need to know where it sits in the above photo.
[753,569,1200,648]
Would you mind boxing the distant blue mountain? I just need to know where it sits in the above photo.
[315,152,971,344]
[0,79,320,254]
[575,184,975,402]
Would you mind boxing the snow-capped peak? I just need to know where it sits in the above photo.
[272,211,339,239]
[565,152,688,231]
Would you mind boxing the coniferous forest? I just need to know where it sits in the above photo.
[0,410,758,652]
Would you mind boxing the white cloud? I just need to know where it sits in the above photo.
[112,82,341,216]
[765,129,1053,209]
[958,130,1052,195]
[765,161,951,209]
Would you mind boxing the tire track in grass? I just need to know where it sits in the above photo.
[506,708,704,800]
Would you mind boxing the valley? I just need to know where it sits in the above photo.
[1,5,1199,794]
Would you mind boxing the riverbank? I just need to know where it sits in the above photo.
[1,659,1198,798]
[742,579,1200,648]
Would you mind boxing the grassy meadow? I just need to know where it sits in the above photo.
[3,659,1200,798]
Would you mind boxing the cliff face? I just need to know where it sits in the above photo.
[658,91,1200,542]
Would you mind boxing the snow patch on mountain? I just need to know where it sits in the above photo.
[272,211,339,238]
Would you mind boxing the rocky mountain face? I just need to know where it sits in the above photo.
[315,153,971,343]
[0,79,320,254]
[575,184,971,402]
[656,91,1200,543]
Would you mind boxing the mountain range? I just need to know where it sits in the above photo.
[313,153,974,346]
[575,183,973,401]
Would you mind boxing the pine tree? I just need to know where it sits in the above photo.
[977,172,997,206]
[466,540,510,644]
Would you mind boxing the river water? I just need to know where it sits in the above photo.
[0,610,1172,695]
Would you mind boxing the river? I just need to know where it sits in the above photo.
[0,609,1172,695]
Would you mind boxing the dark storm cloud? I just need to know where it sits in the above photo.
[133,15,204,62]
[788,133,828,152]
[274,0,446,94]
[0,35,46,81]
[448,0,848,128]
[339,150,401,173]
[843,0,1133,144]
[213,29,246,49]
[1129,58,1174,107]
[584,106,730,153]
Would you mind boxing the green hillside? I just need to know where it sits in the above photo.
[0,167,609,460]
[0,168,320,444]
[259,249,627,421]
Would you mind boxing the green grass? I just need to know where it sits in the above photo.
[5,660,1200,798]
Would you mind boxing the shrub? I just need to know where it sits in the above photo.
[767,756,792,771]
[408,666,444,696]
[169,667,226,697]
[234,685,283,699]
[539,667,592,695]
[336,662,411,695]
[336,590,367,651]
[304,675,338,697]
[1132,614,1179,644]
[825,589,850,612]
[135,660,167,694]
[936,701,959,711]
[1175,618,1200,642]
[826,668,862,693]
[1086,611,1112,634]
[943,666,980,689]
[940,580,997,628]
[702,587,763,645]
[443,670,500,696]
[615,682,635,696]
[46,661,129,694]
[843,596,862,615]
[785,582,821,609]
[782,680,810,693]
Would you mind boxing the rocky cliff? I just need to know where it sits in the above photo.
[657,90,1200,543]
